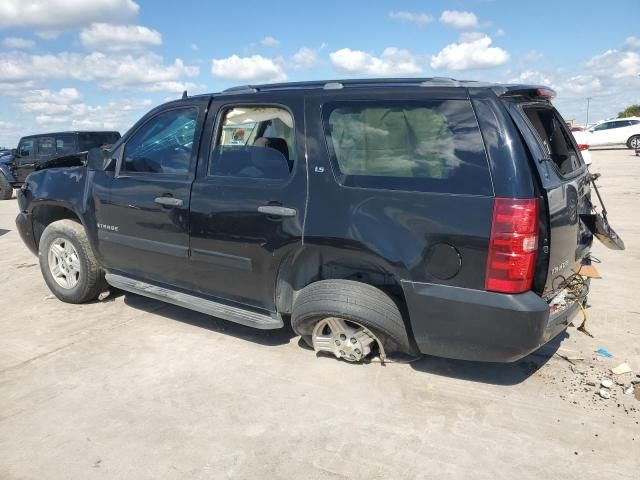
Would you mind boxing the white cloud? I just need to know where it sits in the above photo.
[330,47,421,75]
[439,10,478,29]
[389,11,433,26]
[586,49,640,79]
[261,36,280,48]
[0,51,199,92]
[623,36,640,50]
[458,32,486,43]
[0,0,139,31]
[80,23,162,52]
[523,50,544,62]
[508,70,555,87]
[495,28,505,37]
[211,54,287,82]
[191,43,199,51]
[291,47,318,69]
[430,35,509,70]
[2,37,35,50]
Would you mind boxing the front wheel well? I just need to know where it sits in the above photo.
[32,204,82,248]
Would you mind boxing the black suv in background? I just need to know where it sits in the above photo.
[0,131,120,200]
[15,79,623,363]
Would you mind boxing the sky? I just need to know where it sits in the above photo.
[1,0,639,147]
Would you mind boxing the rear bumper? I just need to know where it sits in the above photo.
[402,281,579,362]
[16,211,38,255]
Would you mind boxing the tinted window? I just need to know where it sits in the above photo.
[323,100,492,195]
[524,106,583,176]
[123,108,197,175]
[37,137,56,156]
[210,106,293,180]
[55,134,76,155]
[79,132,120,151]
[629,120,640,126]
[593,122,611,131]
[18,139,34,157]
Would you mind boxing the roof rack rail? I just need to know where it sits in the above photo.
[221,85,259,95]
[420,77,459,86]
[323,82,344,90]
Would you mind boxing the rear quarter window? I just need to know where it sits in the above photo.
[322,100,492,195]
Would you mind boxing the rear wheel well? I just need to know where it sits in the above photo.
[275,251,416,349]
[32,205,82,248]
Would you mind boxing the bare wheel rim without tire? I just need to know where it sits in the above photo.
[311,316,382,362]
[48,237,81,289]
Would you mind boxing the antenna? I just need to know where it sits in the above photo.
[182,90,188,99]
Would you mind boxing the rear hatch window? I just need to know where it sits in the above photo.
[322,100,493,195]
[522,106,583,176]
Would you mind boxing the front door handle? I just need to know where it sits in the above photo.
[257,205,297,217]
[154,196,183,207]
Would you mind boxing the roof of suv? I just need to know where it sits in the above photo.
[186,78,551,98]
[20,131,120,140]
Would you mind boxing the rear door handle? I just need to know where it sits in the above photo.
[154,196,183,207]
[257,205,297,217]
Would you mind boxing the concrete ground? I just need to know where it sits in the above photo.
[0,149,638,480]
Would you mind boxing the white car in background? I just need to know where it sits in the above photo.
[571,130,592,165]
[585,117,640,149]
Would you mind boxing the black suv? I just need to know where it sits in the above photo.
[14,79,622,363]
[0,131,120,200]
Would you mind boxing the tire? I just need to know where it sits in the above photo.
[38,219,105,303]
[0,174,12,200]
[627,135,640,150]
[291,279,416,357]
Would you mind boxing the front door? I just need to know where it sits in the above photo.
[14,138,36,183]
[189,97,307,311]
[94,99,208,289]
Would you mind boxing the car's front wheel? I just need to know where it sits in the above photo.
[291,280,416,362]
[39,219,105,303]
[627,135,640,150]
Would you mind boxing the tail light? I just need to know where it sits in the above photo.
[577,144,589,151]
[485,198,539,294]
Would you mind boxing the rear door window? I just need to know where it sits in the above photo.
[523,106,583,176]
[322,100,492,195]
[36,137,56,157]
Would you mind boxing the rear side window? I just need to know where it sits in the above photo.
[37,137,55,156]
[55,134,76,155]
[322,100,492,195]
[210,106,294,180]
[523,106,583,176]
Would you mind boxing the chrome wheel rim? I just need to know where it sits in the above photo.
[48,238,81,289]
[311,317,381,362]
[631,137,640,149]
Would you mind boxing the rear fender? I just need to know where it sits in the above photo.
[0,164,16,184]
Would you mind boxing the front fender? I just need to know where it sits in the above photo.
[0,164,16,183]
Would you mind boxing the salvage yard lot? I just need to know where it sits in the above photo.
[1,149,638,480]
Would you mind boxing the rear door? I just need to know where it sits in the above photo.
[188,95,307,311]
[92,99,208,290]
[506,101,592,296]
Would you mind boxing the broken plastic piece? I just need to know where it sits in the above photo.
[598,389,611,399]
[611,363,632,375]
[595,347,613,358]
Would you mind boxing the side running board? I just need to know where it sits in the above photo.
[105,273,283,330]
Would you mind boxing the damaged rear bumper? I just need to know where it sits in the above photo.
[402,281,581,362]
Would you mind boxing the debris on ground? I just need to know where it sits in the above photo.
[98,290,111,301]
[624,385,634,395]
[635,385,640,401]
[601,379,613,389]
[599,389,611,399]
[595,347,613,358]
[611,363,633,375]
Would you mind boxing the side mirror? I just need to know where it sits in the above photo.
[86,147,115,171]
